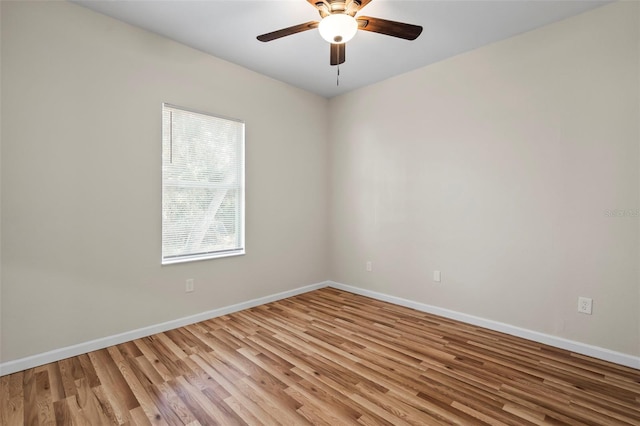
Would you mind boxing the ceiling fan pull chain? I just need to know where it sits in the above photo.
[337,64,340,86]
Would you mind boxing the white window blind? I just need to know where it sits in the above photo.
[162,104,245,264]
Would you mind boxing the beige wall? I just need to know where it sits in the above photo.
[328,2,640,356]
[2,0,638,364]
[0,2,3,364]
[0,1,328,362]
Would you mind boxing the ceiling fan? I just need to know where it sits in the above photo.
[257,0,423,66]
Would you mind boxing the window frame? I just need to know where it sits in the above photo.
[161,103,245,265]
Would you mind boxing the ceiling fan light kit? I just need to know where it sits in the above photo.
[318,14,358,44]
[257,0,423,68]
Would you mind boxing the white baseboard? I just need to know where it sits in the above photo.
[3,279,638,376]
[0,281,329,376]
[328,281,640,370]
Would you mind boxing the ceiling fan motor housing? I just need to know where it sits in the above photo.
[315,1,361,17]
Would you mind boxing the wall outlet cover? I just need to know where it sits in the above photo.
[578,297,592,315]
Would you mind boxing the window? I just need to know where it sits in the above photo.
[162,104,245,264]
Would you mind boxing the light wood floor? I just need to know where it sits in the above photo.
[1,288,639,425]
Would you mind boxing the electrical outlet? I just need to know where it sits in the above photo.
[578,297,592,314]
[186,278,195,293]
[366,261,372,272]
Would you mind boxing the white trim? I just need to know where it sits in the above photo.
[3,280,638,376]
[328,281,640,370]
[0,281,329,376]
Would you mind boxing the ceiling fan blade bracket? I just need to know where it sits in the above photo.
[357,19,369,29]
[346,0,361,17]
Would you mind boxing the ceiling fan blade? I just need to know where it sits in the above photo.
[356,16,422,40]
[257,21,319,42]
[330,43,345,66]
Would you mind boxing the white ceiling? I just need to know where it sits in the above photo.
[73,0,611,98]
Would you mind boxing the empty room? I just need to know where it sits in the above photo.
[1,0,639,424]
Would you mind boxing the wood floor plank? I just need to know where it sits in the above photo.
[56,359,79,400]
[131,340,173,383]
[285,388,336,425]
[189,353,277,424]
[51,399,71,426]
[168,376,225,425]
[2,287,639,425]
[129,406,153,426]
[87,349,136,424]
[43,365,64,405]
[1,373,24,425]
[34,371,55,426]
[109,346,166,425]
[73,378,115,426]
[23,369,39,426]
